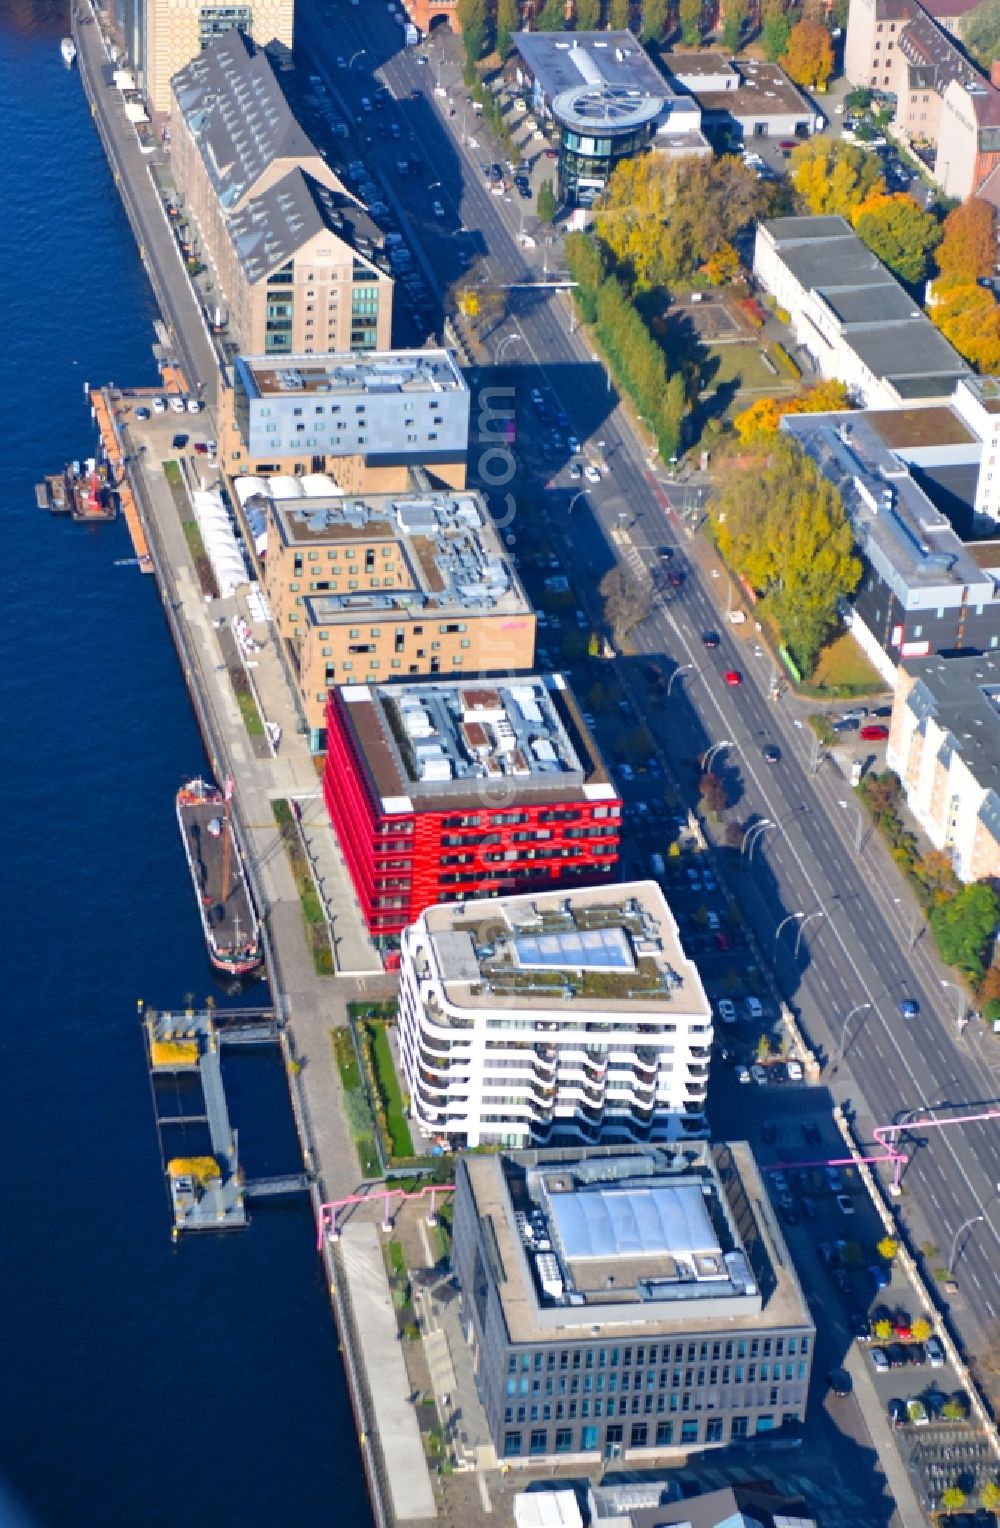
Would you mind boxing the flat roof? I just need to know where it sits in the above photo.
[693,59,812,118]
[759,217,970,396]
[237,349,465,400]
[904,652,1000,804]
[336,673,614,809]
[784,411,993,603]
[463,1143,814,1343]
[261,486,530,621]
[665,50,739,79]
[863,406,977,450]
[415,881,709,1016]
[513,30,676,104]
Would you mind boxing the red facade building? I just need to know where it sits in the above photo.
[323,675,622,938]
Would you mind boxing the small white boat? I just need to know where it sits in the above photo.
[61,37,77,66]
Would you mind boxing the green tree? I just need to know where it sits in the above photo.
[656,373,686,461]
[761,1,793,60]
[929,882,1000,982]
[962,0,1000,67]
[722,0,749,51]
[679,0,702,44]
[575,0,602,25]
[710,438,862,673]
[783,18,834,87]
[496,0,519,56]
[640,0,669,41]
[610,0,633,25]
[457,0,487,61]
[537,178,558,223]
[852,193,943,284]
[535,0,564,29]
[790,137,886,218]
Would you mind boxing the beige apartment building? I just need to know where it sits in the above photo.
[137,0,293,116]
[888,656,1000,882]
[256,482,535,744]
[171,33,393,357]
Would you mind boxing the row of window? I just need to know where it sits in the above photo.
[505,1359,808,1397]
[507,1336,808,1370]
[502,1415,742,1456]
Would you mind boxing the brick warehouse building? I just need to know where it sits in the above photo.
[322,674,622,940]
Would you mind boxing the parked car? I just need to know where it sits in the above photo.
[869,1263,891,1291]
[926,1336,945,1368]
[717,999,737,1025]
[860,724,889,741]
[836,1193,855,1215]
[751,1063,768,1085]
[887,1397,907,1427]
[584,465,601,483]
[871,1348,890,1373]
[745,996,763,1019]
[786,1059,804,1082]
[737,1064,751,1084]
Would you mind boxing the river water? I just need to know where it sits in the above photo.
[0,5,370,1522]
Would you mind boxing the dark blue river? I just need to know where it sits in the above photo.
[0,5,370,1522]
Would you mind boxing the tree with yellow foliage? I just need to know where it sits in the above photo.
[936,196,996,283]
[931,278,1000,372]
[711,437,861,672]
[702,242,741,286]
[594,154,766,288]
[783,19,834,88]
[733,379,850,443]
[790,138,885,217]
[851,190,942,284]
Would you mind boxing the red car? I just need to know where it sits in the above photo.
[860,723,889,741]
[543,148,558,159]
[724,670,742,686]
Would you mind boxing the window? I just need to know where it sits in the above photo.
[706,1418,724,1443]
[529,1428,547,1456]
[554,1428,572,1454]
[504,1431,522,1457]
[581,1425,598,1451]
[655,1421,673,1446]
[680,1420,699,1444]
[629,1423,648,1448]
[731,1416,749,1439]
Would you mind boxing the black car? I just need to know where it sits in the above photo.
[667,569,685,588]
[886,1343,908,1368]
[763,744,781,764]
[887,1398,907,1428]
[171,433,189,449]
[658,545,674,561]
[905,1342,927,1366]
[702,630,720,648]
[851,1310,870,1340]
[829,1368,852,1397]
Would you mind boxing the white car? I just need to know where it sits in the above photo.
[751,1063,769,1086]
[151,396,166,414]
[432,200,445,217]
[583,465,601,484]
[737,1065,751,1085]
[717,999,737,1026]
[568,435,580,453]
[169,396,186,413]
[186,397,203,413]
[707,912,721,931]
[786,1059,804,1082]
[745,996,763,1019]
[619,763,634,782]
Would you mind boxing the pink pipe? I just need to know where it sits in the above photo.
[317,1183,456,1250]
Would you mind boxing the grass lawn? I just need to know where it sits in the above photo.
[701,342,794,399]
[163,459,182,487]
[367,1022,414,1159]
[807,631,886,696]
[331,1028,378,1175]
[273,800,333,973]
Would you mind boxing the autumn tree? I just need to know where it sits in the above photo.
[936,196,996,283]
[940,1487,966,1513]
[876,1236,899,1262]
[496,0,519,55]
[911,1316,933,1342]
[710,438,862,672]
[609,0,632,26]
[679,0,702,45]
[600,566,650,641]
[733,379,849,442]
[594,153,766,288]
[981,1482,1000,1512]
[932,279,1000,371]
[962,0,1000,66]
[702,241,740,285]
[790,137,885,218]
[575,0,601,25]
[700,771,727,816]
[537,0,566,27]
[783,18,834,88]
[640,0,669,41]
[722,0,749,50]
[761,0,793,60]
[851,192,942,284]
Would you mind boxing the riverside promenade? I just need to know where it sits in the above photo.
[73,10,439,1524]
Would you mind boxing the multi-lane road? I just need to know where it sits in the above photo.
[301,3,1000,1353]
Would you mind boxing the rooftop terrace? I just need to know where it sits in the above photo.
[237,349,465,400]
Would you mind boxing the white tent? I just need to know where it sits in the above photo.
[192,488,251,599]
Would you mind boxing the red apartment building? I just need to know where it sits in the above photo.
[323,674,622,939]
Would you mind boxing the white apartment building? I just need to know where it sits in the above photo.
[397,883,713,1149]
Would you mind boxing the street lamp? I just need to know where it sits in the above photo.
[494,332,523,366]
[794,908,826,960]
[831,1000,872,1074]
[590,352,612,396]
[567,489,591,516]
[892,895,923,950]
[941,979,966,1025]
[666,663,694,698]
[949,1212,985,1277]
[701,741,731,773]
[742,819,774,863]
[774,911,806,959]
[348,49,367,70]
[838,798,866,855]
